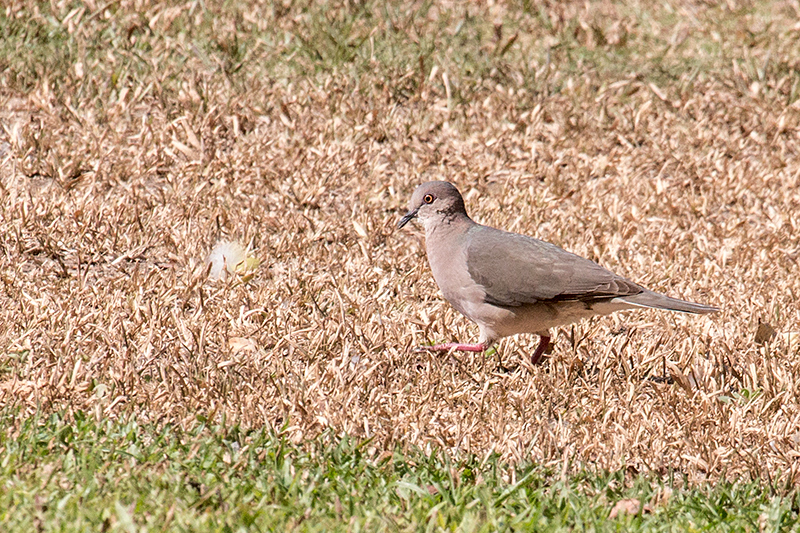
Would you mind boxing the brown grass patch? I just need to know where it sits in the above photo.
[1,0,800,485]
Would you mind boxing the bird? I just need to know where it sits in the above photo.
[397,181,718,364]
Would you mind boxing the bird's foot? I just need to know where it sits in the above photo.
[530,335,551,365]
[414,342,487,353]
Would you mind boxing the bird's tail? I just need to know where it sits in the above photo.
[618,290,718,314]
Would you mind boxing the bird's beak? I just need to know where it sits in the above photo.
[397,208,418,229]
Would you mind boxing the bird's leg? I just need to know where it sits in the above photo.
[530,335,551,365]
[415,342,486,353]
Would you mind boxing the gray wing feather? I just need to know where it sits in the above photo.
[465,225,643,307]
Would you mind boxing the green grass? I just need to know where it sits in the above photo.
[1,412,797,532]
[3,1,797,112]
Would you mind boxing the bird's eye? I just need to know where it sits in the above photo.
[423,194,435,204]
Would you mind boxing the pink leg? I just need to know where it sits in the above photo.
[530,335,551,365]
[415,342,486,353]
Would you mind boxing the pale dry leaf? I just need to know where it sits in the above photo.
[229,337,258,354]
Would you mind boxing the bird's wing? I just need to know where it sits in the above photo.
[465,225,643,307]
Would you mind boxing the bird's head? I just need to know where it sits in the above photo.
[397,181,469,230]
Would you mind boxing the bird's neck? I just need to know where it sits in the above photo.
[424,212,474,241]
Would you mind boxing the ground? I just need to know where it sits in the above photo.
[1,0,800,530]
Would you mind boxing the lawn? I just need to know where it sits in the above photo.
[1,412,797,531]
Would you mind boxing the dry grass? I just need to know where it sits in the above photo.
[1,0,800,486]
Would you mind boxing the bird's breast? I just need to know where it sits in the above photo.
[425,232,488,322]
